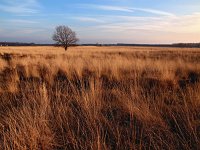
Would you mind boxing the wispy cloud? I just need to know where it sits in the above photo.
[132,8,175,16]
[94,5,133,12]
[71,15,162,25]
[72,17,105,23]
[93,13,200,33]
[78,4,174,16]
[78,4,133,12]
[7,19,39,24]
[0,0,40,14]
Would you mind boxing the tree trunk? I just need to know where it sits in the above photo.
[64,46,68,51]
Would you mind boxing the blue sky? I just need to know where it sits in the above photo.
[0,0,200,44]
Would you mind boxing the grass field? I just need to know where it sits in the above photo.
[0,46,200,149]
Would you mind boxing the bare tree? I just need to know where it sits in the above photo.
[52,25,79,50]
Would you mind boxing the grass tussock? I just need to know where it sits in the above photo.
[0,46,200,150]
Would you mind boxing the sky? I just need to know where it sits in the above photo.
[0,0,200,44]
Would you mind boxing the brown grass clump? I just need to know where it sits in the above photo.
[0,46,200,149]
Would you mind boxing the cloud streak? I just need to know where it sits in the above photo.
[132,8,175,16]
[72,17,106,23]
[7,19,39,24]
[78,4,133,12]
[78,4,175,16]
[0,0,40,14]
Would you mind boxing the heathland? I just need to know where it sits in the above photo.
[0,46,200,149]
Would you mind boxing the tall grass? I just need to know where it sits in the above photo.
[0,46,200,149]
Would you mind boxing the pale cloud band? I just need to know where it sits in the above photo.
[78,4,175,16]
[0,0,40,14]
[71,14,200,33]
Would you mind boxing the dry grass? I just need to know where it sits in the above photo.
[0,46,200,149]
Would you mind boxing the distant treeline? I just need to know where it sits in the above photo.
[0,42,54,46]
[1,42,200,48]
[83,43,200,48]
[172,43,200,48]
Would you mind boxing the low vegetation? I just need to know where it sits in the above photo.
[0,46,200,149]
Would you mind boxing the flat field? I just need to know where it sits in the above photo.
[0,46,200,149]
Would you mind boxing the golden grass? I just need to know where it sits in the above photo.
[0,46,200,149]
